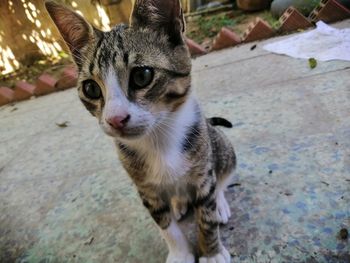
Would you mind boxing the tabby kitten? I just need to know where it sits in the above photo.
[46,1,236,262]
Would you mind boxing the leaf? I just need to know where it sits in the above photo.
[56,121,69,128]
[58,51,69,59]
[308,58,317,69]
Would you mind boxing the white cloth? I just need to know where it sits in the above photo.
[263,21,350,61]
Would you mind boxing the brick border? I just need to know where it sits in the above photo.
[309,0,350,23]
[56,66,78,90]
[36,73,57,95]
[186,38,207,56]
[242,18,275,43]
[279,6,314,32]
[0,65,78,107]
[14,81,35,101]
[0,87,14,106]
[211,27,241,51]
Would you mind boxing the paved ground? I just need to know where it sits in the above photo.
[1,21,350,263]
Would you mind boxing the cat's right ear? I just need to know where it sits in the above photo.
[130,0,185,46]
[45,1,101,68]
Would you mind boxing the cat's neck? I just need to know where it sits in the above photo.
[128,95,200,154]
[116,95,201,182]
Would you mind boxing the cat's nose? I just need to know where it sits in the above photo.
[106,114,130,130]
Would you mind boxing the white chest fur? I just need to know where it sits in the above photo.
[130,96,198,184]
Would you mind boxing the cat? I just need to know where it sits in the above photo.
[45,1,236,262]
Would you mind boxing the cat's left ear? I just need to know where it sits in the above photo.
[130,0,185,46]
[45,1,101,68]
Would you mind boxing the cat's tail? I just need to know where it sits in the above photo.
[207,117,233,128]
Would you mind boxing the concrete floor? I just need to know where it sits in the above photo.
[1,21,350,263]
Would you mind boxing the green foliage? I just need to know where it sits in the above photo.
[58,51,69,59]
[198,14,237,37]
[271,0,321,17]
[297,0,321,15]
[187,11,256,42]
[259,11,281,29]
[186,9,281,44]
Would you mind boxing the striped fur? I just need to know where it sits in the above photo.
[46,1,236,262]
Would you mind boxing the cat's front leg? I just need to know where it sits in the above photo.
[163,220,195,263]
[195,183,231,263]
[140,192,195,263]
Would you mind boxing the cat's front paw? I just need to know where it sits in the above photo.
[199,246,231,263]
[166,251,195,263]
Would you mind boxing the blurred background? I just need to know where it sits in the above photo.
[2,0,340,91]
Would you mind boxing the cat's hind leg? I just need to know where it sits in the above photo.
[216,172,234,224]
[216,190,231,224]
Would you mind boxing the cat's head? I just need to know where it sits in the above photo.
[45,0,191,140]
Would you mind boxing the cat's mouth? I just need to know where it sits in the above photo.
[102,123,148,140]
[119,128,145,139]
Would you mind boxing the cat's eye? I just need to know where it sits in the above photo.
[82,80,102,100]
[130,67,154,89]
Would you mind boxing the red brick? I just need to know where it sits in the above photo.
[56,66,78,90]
[14,81,35,101]
[279,7,314,32]
[0,87,14,106]
[211,27,241,51]
[185,38,206,56]
[242,18,275,43]
[309,0,350,23]
[35,73,57,95]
